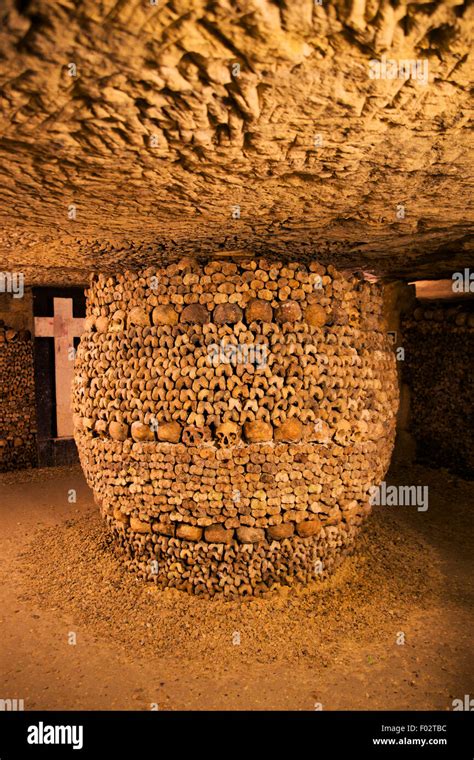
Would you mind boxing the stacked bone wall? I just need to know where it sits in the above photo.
[402,302,474,478]
[0,325,37,471]
[73,259,399,596]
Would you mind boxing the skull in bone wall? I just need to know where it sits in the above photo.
[215,421,241,448]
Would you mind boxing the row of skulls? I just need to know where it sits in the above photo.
[74,416,339,448]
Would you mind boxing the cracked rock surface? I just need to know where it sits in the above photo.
[0,0,472,283]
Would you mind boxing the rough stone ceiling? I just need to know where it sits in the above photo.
[0,0,472,285]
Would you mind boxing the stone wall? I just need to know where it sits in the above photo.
[0,322,37,471]
[402,302,474,477]
[73,259,399,596]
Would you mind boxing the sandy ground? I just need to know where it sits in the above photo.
[0,462,472,711]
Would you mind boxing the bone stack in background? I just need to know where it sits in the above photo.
[73,259,399,596]
[0,322,37,471]
[402,302,474,478]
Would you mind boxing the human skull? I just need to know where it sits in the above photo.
[128,306,149,328]
[215,421,240,448]
[182,425,211,447]
[95,316,109,334]
[274,418,303,443]
[243,420,273,443]
[131,421,155,442]
[84,315,96,333]
[306,419,332,444]
[108,420,129,441]
[94,419,108,438]
[109,310,126,332]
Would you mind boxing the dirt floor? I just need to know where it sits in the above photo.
[0,462,472,711]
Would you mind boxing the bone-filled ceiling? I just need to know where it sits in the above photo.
[0,0,472,283]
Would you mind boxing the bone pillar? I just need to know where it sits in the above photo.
[73,259,398,596]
